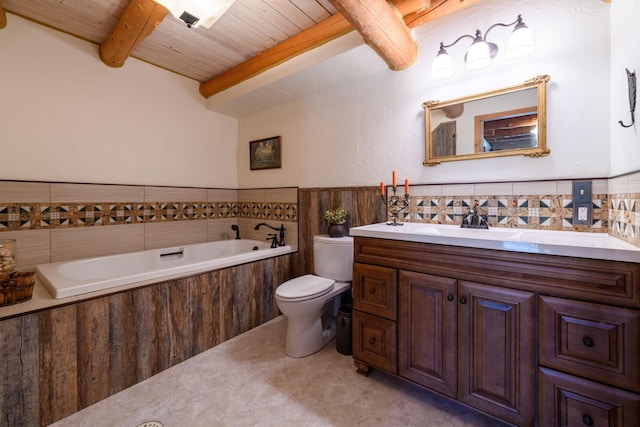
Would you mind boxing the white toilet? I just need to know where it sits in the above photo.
[275,235,353,358]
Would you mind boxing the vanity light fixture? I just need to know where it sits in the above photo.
[431,15,535,80]
[152,0,235,28]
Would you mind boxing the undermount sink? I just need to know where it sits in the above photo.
[350,222,640,263]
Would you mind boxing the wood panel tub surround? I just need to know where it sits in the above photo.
[352,236,640,427]
[0,253,296,427]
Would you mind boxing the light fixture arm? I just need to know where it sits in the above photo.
[440,33,476,50]
[483,15,523,41]
[431,14,534,80]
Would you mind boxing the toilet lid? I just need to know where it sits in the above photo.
[276,275,335,300]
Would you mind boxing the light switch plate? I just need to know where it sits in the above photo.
[572,181,592,225]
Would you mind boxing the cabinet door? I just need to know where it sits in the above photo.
[458,281,536,426]
[539,367,640,427]
[352,310,397,374]
[398,270,457,397]
[353,263,397,320]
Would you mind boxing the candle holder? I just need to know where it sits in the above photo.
[381,186,410,226]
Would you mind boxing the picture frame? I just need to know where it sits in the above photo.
[249,136,282,170]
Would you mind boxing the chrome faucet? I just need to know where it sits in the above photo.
[254,223,286,247]
[461,204,489,229]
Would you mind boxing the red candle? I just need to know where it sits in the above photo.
[392,170,396,188]
[380,182,384,196]
[404,179,409,195]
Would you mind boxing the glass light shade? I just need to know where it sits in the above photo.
[431,49,454,80]
[465,39,492,70]
[153,0,235,28]
[506,24,535,58]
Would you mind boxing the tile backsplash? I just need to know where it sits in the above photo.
[2,175,640,270]
[0,182,298,268]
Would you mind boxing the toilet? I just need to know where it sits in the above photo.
[275,235,353,357]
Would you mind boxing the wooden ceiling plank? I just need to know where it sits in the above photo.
[330,0,417,71]
[99,0,168,68]
[199,12,353,98]
[262,0,317,30]
[289,0,337,22]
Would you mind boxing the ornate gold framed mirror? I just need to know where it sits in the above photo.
[422,75,550,166]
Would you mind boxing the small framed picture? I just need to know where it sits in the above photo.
[249,136,281,170]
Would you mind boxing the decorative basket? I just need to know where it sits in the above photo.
[0,271,36,307]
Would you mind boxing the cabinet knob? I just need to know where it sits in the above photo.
[447,293,454,301]
[369,287,376,294]
[582,336,594,348]
[369,337,376,345]
[582,415,594,426]
[459,296,467,304]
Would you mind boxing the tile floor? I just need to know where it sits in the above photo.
[50,316,506,427]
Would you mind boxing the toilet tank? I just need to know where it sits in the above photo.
[313,235,353,282]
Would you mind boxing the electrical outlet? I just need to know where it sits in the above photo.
[577,206,589,221]
[572,181,592,225]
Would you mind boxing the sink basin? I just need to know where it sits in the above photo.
[349,222,640,263]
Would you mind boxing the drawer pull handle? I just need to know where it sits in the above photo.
[459,296,467,304]
[583,337,594,348]
[369,288,376,294]
[447,293,454,301]
[369,337,376,345]
[582,415,594,426]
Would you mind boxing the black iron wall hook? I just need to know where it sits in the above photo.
[619,68,636,128]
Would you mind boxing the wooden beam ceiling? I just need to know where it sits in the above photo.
[90,0,481,98]
[200,0,479,98]
[329,0,417,71]
[99,0,168,68]
[199,13,354,98]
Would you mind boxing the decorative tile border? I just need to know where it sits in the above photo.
[0,201,298,231]
[609,193,640,247]
[398,193,609,232]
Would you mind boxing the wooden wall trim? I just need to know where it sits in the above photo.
[1,254,297,426]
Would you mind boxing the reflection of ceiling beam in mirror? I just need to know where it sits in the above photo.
[476,107,537,152]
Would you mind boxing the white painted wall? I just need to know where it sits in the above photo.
[610,0,640,176]
[0,15,238,188]
[238,0,611,189]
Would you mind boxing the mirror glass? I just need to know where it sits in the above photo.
[423,75,550,166]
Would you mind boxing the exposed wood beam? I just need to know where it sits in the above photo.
[99,0,168,68]
[0,0,7,29]
[329,0,417,71]
[199,13,353,98]
[392,0,431,17]
[200,0,433,99]
[404,0,481,29]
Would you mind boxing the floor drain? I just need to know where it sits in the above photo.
[136,422,164,427]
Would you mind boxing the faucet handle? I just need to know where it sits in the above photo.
[267,233,279,248]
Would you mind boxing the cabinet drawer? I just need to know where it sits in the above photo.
[353,263,397,320]
[352,310,397,374]
[540,296,640,392]
[539,367,640,427]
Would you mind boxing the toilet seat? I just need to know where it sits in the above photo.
[276,274,335,301]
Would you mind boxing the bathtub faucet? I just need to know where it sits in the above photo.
[254,223,286,247]
[231,224,241,239]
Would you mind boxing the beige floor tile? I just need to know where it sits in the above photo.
[50,317,505,427]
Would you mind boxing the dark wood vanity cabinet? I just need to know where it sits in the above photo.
[352,236,640,427]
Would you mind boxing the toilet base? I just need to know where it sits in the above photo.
[283,292,343,358]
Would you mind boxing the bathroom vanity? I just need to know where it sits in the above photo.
[349,223,640,426]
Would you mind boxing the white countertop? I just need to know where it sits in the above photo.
[350,223,640,263]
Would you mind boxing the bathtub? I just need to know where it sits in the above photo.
[36,239,293,299]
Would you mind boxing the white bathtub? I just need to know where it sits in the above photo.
[36,239,293,299]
